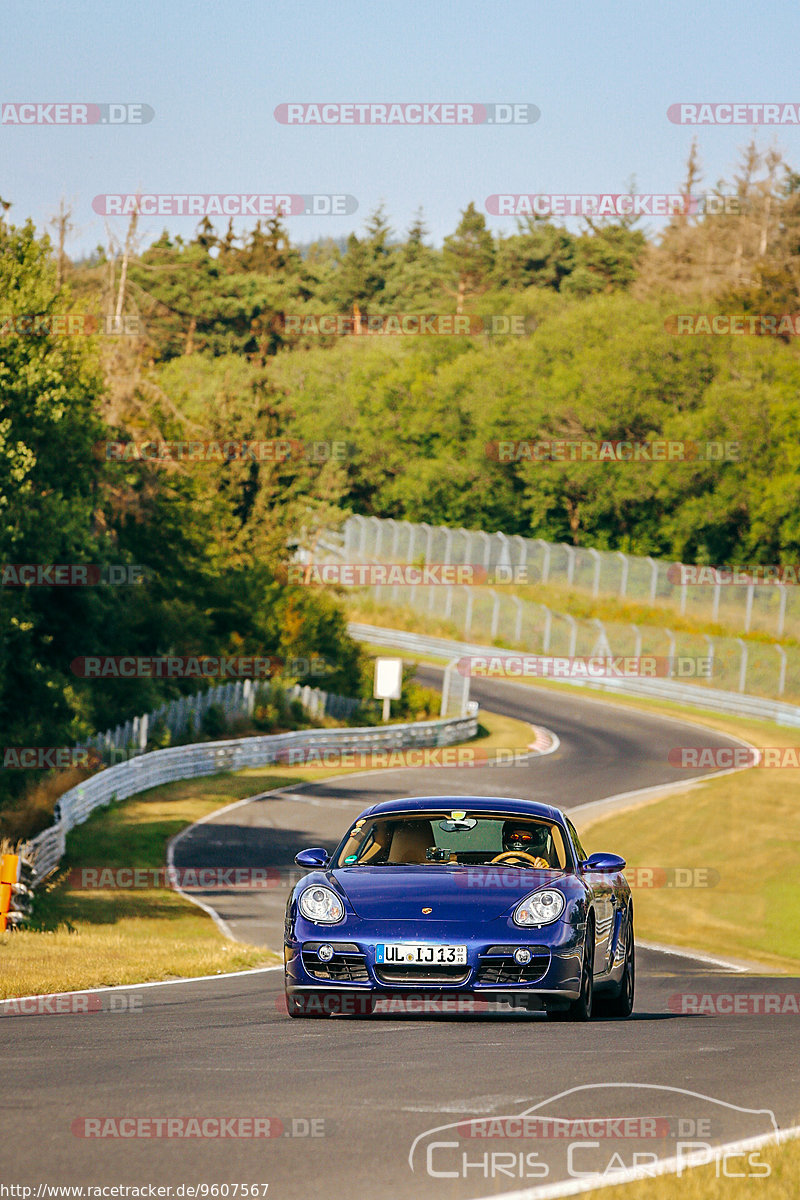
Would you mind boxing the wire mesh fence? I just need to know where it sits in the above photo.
[335,516,800,704]
[343,515,800,641]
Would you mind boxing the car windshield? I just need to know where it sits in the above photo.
[332,812,570,869]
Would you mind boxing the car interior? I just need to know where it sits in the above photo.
[335,814,569,869]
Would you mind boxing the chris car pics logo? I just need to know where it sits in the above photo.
[409,1084,776,1183]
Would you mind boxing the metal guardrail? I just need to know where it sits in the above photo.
[27,710,479,881]
[80,677,360,762]
[349,622,800,729]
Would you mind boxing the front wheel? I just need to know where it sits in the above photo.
[547,921,594,1022]
[596,914,635,1019]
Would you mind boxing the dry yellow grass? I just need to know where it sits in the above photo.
[594,1133,800,1199]
[579,717,800,972]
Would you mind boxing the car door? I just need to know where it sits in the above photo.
[566,817,615,973]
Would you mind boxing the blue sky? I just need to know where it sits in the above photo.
[3,0,799,257]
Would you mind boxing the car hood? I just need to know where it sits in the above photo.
[331,865,568,922]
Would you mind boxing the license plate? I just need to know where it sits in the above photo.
[376,943,467,965]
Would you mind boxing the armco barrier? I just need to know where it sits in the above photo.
[348,622,800,728]
[26,709,478,882]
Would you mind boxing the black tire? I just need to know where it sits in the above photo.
[596,912,635,1019]
[548,917,594,1022]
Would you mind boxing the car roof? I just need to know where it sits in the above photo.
[359,795,566,823]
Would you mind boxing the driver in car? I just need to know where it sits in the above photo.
[497,822,551,867]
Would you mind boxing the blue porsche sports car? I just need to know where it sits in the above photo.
[284,796,634,1020]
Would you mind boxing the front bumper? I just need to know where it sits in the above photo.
[284,918,585,1007]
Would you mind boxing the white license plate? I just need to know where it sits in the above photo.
[376,943,467,965]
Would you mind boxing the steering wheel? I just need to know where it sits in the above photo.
[489,851,549,867]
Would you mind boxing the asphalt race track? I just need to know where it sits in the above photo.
[4,674,799,1199]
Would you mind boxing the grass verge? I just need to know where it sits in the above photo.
[0,709,533,998]
[594,1133,800,1199]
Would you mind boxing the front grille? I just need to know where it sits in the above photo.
[374,964,471,986]
[476,947,550,986]
[301,952,369,982]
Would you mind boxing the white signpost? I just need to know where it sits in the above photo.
[373,657,402,722]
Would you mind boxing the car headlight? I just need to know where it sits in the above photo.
[513,889,565,926]
[298,885,345,924]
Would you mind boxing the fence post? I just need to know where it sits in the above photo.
[616,551,629,599]
[358,514,368,558]
[511,595,523,644]
[563,544,576,586]
[646,556,658,603]
[778,585,787,638]
[704,634,715,683]
[588,548,601,598]
[565,614,578,658]
[664,628,676,677]
[489,589,500,640]
[533,539,551,584]
[388,518,399,559]
[736,637,748,693]
[630,624,642,659]
[590,618,611,657]
[541,605,553,654]
[744,583,755,633]
[775,644,787,696]
[463,587,474,637]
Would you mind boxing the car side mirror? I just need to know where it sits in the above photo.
[582,852,626,873]
[294,847,330,868]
